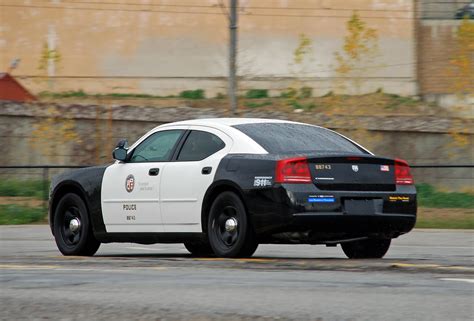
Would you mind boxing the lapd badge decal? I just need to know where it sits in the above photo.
[125,174,135,193]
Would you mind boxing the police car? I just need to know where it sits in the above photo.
[49,118,417,258]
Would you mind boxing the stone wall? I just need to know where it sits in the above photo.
[0,101,472,191]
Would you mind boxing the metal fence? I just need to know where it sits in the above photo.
[0,164,472,215]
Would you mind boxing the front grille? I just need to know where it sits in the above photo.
[316,184,396,192]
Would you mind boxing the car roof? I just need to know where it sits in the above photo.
[161,118,296,127]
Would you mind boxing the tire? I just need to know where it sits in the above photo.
[207,192,258,258]
[341,238,391,259]
[53,193,100,256]
[184,240,214,257]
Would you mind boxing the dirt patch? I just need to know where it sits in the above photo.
[39,93,451,117]
[0,197,44,208]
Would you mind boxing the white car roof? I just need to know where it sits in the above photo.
[159,118,296,127]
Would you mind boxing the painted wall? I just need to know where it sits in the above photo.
[0,0,416,96]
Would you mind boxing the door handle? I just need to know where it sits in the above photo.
[148,168,160,176]
[202,167,212,175]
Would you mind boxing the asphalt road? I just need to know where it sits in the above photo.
[1,225,473,321]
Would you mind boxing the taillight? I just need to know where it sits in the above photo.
[275,157,312,183]
[395,158,414,185]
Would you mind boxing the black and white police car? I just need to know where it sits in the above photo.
[49,118,416,258]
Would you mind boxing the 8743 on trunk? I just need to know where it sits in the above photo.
[49,119,416,258]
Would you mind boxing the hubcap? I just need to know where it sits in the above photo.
[69,218,81,233]
[225,217,238,232]
[213,206,239,247]
[61,207,82,246]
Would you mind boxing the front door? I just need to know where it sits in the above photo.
[101,129,185,233]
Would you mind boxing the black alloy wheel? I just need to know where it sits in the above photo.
[208,192,258,258]
[53,193,100,256]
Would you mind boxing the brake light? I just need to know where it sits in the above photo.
[275,157,312,183]
[395,158,414,185]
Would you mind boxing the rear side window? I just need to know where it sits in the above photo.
[177,130,225,161]
[233,123,366,154]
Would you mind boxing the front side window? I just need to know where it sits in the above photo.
[129,130,183,162]
[177,130,225,161]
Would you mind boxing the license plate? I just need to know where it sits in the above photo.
[344,199,382,215]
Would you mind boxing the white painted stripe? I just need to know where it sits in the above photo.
[393,245,473,249]
[440,278,474,284]
[125,246,187,252]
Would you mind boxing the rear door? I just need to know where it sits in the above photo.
[101,129,185,233]
[160,127,232,232]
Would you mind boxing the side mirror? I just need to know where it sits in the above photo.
[113,148,127,162]
[113,139,128,162]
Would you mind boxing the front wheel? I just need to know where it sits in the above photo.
[53,193,100,256]
[341,238,391,259]
[207,192,258,258]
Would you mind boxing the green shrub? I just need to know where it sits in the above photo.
[0,180,46,199]
[39,90,87,98]
[299,87,313,98]
[280,88,298,98]
[288,100,316,111]
[0,205,46,225]
[179,89,205,99]
[245,89,268,99]
[244,101,272,108]
[417,184,474,208]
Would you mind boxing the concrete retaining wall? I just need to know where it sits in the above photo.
[1,101,472,191]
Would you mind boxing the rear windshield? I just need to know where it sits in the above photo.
[233,123,367,154]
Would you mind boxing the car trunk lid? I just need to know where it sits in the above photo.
[307,156,396,191]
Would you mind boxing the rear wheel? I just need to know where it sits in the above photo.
[53,193,100,256]
[184,240,214,257]
[207,192,258,258]
[341,238,391,259]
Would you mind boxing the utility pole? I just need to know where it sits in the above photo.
[229,0,238,114]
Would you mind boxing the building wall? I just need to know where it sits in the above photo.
[418,19,474,109]
[0,0,416,96]
[418,0,469,20]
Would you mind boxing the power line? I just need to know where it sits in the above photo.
[0,4,418,19]
[14,75,419,79]
[48,0,467,14]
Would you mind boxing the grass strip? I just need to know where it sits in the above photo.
[0,180,46,199]
[0,205,46,225]
[417,184,474,209]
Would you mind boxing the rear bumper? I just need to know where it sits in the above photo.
[244,183,417,238]
[291,212,416,233]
